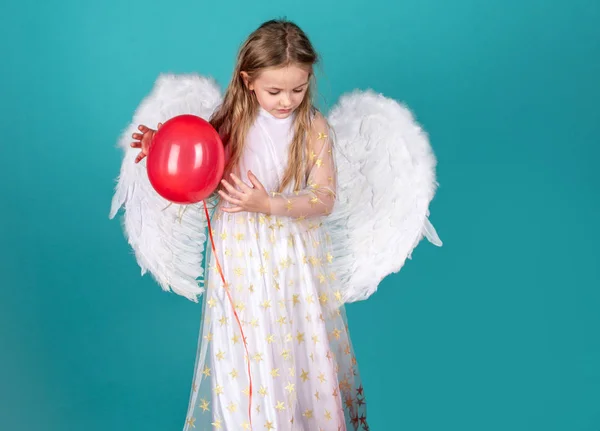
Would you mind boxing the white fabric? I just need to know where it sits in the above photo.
[183,107,367,431]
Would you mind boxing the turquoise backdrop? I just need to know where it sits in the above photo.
[1,0,599,430]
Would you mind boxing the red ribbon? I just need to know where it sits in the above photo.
[203,201,253,428]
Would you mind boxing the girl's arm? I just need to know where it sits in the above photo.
[267,113,336,218]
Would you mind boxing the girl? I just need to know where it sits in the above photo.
[132,20,369,431]
[113,17,441,431]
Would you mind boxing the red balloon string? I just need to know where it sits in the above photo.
[203,201,253,428]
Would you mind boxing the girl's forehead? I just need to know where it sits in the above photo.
[257,65,310,88]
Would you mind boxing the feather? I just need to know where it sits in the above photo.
[326,89,442,303]
[109,73,223,302]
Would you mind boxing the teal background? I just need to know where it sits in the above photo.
[1,0,599,429]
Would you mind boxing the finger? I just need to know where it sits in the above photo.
[135,152,146,163]
[138,125,149,133]
[218,190,242,206]
[132,132,143,140]
[230,173,252,192]
[220,179,244,199]
[247,170,265,191]
[157,122,163,129]
[220,206,243,213]
[130,142,142,148]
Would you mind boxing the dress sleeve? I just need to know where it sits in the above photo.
[267,113,336,218]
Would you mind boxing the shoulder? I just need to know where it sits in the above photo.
[309,110,331,145]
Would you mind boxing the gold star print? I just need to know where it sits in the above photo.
[277,316,287,326]
[285,200,293,211]
[192,382,197,392]
[271,368,280,377]
[242,386,250,396]
[309,196,319,207]
[229,368,238,379]
[309,150,317,161]
[318,372,326,383]
[234,267,244,277]
[241,421,251,430]
[253,352,264,362]
[317,132,328,140]
[227,402,237,413]
[319,292,328,303]
[204,332,213,342]
[234,301,245,312]
[224,248,232,257]
[220,231,227,240]
[284,332,293,343]
[325,410,332,420]
[329,272,336,281]
[289,367,296,377]
[216,350,225,361]
[264,421,274,430]
[281,349,291,360]
[300,369,309,382]
[199,398,210,412]
[261,300,271,309]
[285,382,295,393]
[259,385,268,397]
[275,401,285,411]
[262,250,270,259]
[326,252,334,264]
[235,232,245,241]
[186,417,196,428]
[249,284,255,293]
[315,159,323,168]
[207,297,217,308]
[250,318,259,328]
[303,409,314,419]
[202,366,211,378]
[305,313,312,322]
[334,290,342,302]
[232,334,240,344]
[314,390,320,400]
[266,334,275,343]
[273,267,280,278]
[332,328,342,340]
[259,266,266,275]
[312,334,320,344]
[218,316,228,326]
[211,418,222,429]
[292,294,300,306]
[215,385,224,395]
[296,331,305,344]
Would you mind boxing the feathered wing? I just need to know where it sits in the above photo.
[326,90,442,303]
[109,73,223,302]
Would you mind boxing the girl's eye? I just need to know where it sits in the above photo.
[293,89,304,93]
[268,91,280,95]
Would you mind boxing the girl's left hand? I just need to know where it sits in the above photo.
[219,171,270,214]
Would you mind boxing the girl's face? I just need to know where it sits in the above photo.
[242,65,310,119]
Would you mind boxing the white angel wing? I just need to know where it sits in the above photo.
[326,89,442,303]
[109,73,223,302]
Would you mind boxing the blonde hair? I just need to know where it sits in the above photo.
[209,19,319,192]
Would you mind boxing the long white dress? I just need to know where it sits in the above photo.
[182,107,369,431]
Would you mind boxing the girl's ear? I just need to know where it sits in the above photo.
[240,71,253,91]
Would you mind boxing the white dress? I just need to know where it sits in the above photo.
[182,107,369,431]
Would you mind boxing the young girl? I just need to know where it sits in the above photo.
[112,18,441,431]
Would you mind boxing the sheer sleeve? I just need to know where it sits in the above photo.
[267,114,336,218]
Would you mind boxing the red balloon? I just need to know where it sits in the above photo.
[147,114,224,204]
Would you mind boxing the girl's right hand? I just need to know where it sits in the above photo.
[131,123,162,163]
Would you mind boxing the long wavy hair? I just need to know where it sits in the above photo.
[209,19,319,192]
